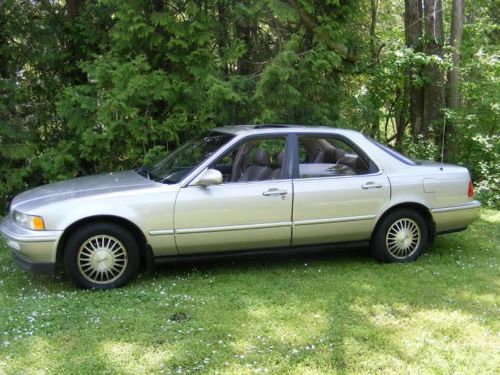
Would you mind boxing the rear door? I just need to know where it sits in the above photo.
[291,134,390,246]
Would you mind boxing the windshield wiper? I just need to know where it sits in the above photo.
[135,166,160,181]
[160,177,177,184]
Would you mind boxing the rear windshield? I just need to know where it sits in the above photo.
[366,137,416,166]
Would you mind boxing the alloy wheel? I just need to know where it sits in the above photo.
[77,235,128,284]
[385,218,421,259]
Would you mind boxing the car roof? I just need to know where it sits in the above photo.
[213,124,360,137]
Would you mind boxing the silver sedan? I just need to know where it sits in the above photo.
[0,125,481,289]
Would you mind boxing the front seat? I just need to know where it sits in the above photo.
[324,147,345,163]
[311,149,325,163]
[239,149,274,182]
[270,152,284,179]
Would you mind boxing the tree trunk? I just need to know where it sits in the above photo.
[235,19,257,75]
[66,0,85,19]
[404,0,425,139]
[370,0,379,64]
[447,0,464,109]
[369,0,380,137]
[443,0,465,160]
[423,0,444,145]
[65,0,87,84]
[395,87,408,151]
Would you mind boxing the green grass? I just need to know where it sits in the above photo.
[0,211,499,374]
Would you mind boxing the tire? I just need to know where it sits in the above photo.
[371,209,428,263]
[63,222,140,289]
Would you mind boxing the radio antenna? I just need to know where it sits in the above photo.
[440,113,446,170]
[440,79,447,171]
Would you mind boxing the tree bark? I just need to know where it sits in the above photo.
[447,0,464,109]
[216,1,228,69]
[404,0,425,139]
[64,0,87,84]
[370,0,379,64]
[66,0,85,19]
[423,0,444,142]
[442,0,465,160]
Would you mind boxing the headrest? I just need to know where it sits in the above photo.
[324,147,345,163]
[336,149,346,160]
[254,149,270,166]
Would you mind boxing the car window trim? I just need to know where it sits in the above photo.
[181,132,294,187]
[292,171,384,182]
[183,178,293,190]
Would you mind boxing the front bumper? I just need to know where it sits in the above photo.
[0,216,63,274]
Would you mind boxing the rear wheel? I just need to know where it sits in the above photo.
[63,222,140,289]
[371,209,428,262]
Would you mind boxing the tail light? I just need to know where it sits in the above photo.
[467,179,474,198]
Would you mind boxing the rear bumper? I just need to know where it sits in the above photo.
[432,201,481,234]
[0,216,62,273]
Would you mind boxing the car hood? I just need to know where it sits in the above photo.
[11,170,156,212]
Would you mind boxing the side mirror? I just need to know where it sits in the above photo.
[196,169,223,187]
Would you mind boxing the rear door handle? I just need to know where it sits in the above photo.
[361,182,383,189]
[263,188,288,196]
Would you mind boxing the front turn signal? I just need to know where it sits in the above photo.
[32,216,45,231]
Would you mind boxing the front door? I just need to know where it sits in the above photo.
[174,136,293,254]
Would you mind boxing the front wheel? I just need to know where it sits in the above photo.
[371,209,428,263]
[63,222,140,289]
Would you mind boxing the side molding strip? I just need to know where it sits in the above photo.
[294,215,376,226]
[151,215,376,236]
[431,202,481,213]
[149,229,175,236]
[176,221,292,235]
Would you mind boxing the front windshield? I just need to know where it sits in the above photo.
[143,132,234,184]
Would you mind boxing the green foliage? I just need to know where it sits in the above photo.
[455,134,500,208]
[58,54,175,171]
[0,0,498,208]
[446,2,499,207]
[404,135,440,160]
[255,35,343,125]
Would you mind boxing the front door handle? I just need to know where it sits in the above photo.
[263,188,288,196]
[361,182,383,189]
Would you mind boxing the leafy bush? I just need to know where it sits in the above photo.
[403,135,440,161]
[468,135,499,208]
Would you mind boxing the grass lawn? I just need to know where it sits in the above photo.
[0,211,498,374]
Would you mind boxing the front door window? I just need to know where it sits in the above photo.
[210,137,287,183]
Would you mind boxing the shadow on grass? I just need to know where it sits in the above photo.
[155,245,372,275]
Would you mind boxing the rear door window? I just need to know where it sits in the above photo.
[297,136,372,178]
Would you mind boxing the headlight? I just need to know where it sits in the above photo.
[13,211,45,231]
